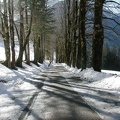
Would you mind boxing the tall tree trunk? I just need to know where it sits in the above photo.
[3,0,11,68]
[76,1,82,69]
[68,0,72,66]
[16,0,34,67]
[34,36,39,65]
[9,0,16,69]
[40,35,44,63]
[65,0,71,66]
[64,0,68,63]
[80,0,86,70]
[71,0,78,67]
[38,35,43,63]
[92,0,104,72]
[25,0,30,65]
[16,0,24,67]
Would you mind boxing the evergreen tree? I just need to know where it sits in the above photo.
[32,0,54,65]
[103,44,120,71]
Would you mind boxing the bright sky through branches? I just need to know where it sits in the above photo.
[48,0,120,13]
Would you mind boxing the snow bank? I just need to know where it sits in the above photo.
[0,61,49,120]
[64,64,120,90]
[63,64,120,120]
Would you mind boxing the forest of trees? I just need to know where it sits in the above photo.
[0,0,120,72]
[102,44,120,71]
[55,0,120,72]
[0,0,54,68]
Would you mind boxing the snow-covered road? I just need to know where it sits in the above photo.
[23,65,102,120]
[0,62,120,120]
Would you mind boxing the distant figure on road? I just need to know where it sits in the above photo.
[48,60,52,67]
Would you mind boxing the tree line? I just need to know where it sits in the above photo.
[103,44,120,71]
[55,0,120,72]
[0,0,54,69]
[0,0,120,72]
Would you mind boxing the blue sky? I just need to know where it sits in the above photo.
[48,0,63,6]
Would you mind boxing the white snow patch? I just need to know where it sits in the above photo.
[63,64,120,120]
[0,60,49,120]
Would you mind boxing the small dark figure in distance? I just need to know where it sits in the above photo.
[48,60,52,67]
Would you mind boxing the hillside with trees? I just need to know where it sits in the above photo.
[52,0,120,71]
[0,0,120,71]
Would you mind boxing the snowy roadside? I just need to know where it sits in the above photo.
[0,61,49,120]
[61,64,120,120]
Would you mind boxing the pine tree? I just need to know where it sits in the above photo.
[32,0,54,65]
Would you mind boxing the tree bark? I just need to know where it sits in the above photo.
[76,1,81,69]
[34,36,39,65]
[9,0,16,69]
[80,0,87,70]
[16,0,34,67]
[92,0,104,72]
[64,0,71,65]
[3,0,11,68]
[16,0,24,67]
[25,0,30,65]
[71,0,78,67]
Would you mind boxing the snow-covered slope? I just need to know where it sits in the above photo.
[53,1,120,47]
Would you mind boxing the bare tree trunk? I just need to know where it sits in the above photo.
[92,0,104,72]
[64,0,68,63]
[65,0,71,66]
[71,0,78,67]
[16,0,34,67]
[3,0,11,68]
[25,0,30,65]
[9,0,16,69]
[38,35,43,63]
[80,0,86,70]
[39,35,44,63]
[34,36,39,65]
[16,0,24,67]
[76,1,82,69]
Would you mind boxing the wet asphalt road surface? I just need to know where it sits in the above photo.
[19,65,103,120]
